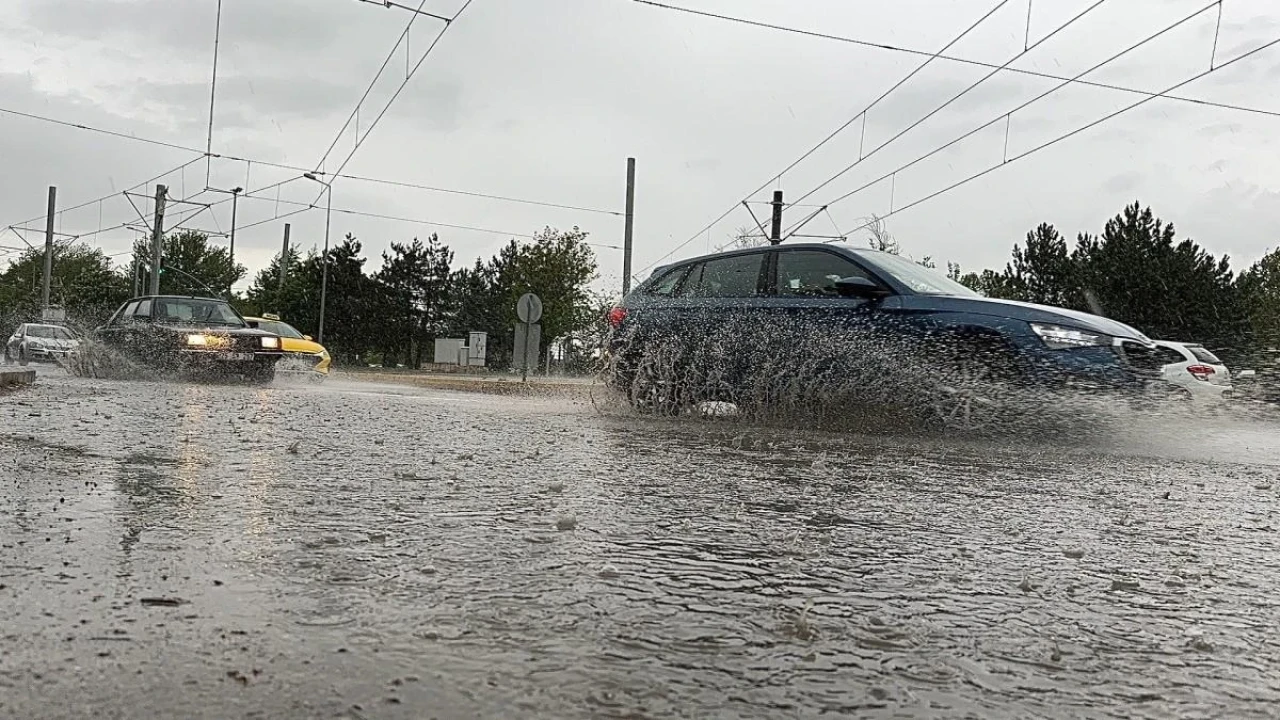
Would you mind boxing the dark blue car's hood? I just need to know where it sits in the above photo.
[903,295,1152,342]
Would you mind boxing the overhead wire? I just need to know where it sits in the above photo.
[313,0,443,172]
[34,176,305,252]
[205,0,224,187]
[236,194,536,239]
[3,155,205,232]
[357,0,453,22]
[332,172,622,215]
[315,0,477,203]
[630,0,1280,122]
[833,34,1280,241]
[2,0,622,273]
[0,105,206,155]
[0,107,621,219]
[67,181,557,261]
[805,0,1226,222]
[787,0,1113,208]
[636,0,1016,274]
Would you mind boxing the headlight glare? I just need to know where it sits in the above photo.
[261,337,279,349]
[186,334,208,346]
[1031,323,1108,350]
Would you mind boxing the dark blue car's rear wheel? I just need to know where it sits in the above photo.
[628,339,688,416]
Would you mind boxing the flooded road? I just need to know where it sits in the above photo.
[3,370,1280,719]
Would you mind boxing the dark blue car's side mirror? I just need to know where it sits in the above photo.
[834,276,890,299]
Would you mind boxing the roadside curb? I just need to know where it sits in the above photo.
[347,372,601,398]
[0,369,37,390]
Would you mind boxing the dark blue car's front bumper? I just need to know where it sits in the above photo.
[1009,336,1154,392]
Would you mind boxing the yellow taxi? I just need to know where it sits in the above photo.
[243,314,331,377]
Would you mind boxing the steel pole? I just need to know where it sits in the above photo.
[770,189,784,245]
[228,189,239,268]
[277,223,290,313]
[40,186,56,314]
[317,186,332,345]
[622,157,635,295]
[149,185,168,295]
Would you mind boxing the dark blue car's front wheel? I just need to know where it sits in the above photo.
[915,335,1028,433]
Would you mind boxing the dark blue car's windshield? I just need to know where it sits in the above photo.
[864,251,981,297]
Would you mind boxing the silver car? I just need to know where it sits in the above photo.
[4,323,80,365]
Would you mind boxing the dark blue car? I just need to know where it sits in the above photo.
[605,243,1161,427]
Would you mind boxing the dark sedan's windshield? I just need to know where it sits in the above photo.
[863,251,982,297]
[153,298,246,327]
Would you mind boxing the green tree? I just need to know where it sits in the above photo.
[298,234,393,364]
[491,226,598,364]
[447,258,504,361]
[444,227,598,369]
[244,245,306,319]
[0,243,130,330]
[958,268,1019,297]
[130,230,244,297]
[1238,247,1280,350]
[1005,223,1076,307]
[1072,202,1247,350]
[377,234,454,368]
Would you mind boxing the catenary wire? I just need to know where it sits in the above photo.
[314,0,477,206]
[832,36,1280,241]
[0,108,621,221]
[313,0,444,171]
[630,0,1280,122]
[808,0,1224,220]
[3,155,206,231]
[636,0,1016,274]
[787,0,1114,208]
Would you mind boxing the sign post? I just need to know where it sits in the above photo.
[467,331,488,367]
[514,293,543,382]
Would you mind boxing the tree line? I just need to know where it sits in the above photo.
[0,225,603,370]
[3,199,1277,370]
[943,202,1278,364]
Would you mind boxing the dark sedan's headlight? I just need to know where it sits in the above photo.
[186,334,231,348]
[1031,323,1110,350]
[261,337,279,349]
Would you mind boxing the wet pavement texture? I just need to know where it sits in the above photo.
[3,369,1280,719]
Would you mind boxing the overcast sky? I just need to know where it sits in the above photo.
[1,0,1278,295]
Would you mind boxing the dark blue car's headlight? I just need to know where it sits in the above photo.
[1031,323,1110,350]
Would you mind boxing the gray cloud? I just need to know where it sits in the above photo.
[2,0,1279,295]
[22,0,342,53]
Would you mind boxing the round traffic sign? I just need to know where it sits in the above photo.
[516,293,543,323]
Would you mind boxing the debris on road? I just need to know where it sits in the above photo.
[139,597,187,607]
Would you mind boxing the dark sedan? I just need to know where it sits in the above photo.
[83,295,284,382]
[604,243,1160,427]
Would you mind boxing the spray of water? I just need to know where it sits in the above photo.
[597,319,1241,439]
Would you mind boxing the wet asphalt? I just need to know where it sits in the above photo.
[2,368,1280,719]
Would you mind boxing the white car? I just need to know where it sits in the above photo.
[4,323,80,366]
[1153,340,1232,401]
